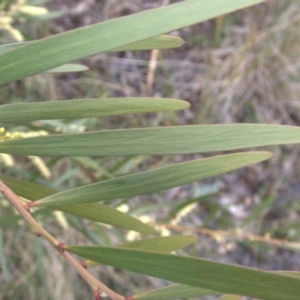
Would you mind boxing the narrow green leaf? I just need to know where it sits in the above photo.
[0,125,297,157]
[86,235,198,267]
[0,176,154,233]
[133,284,219,300]
[217,295,243,300]
[278,271,300,278]
[112,35,184,51]
[0,40,88,73]
[45,64,88,73]
[35,152,272,206]
[0,35,183,55]
[0,175,55,200]
[0,98,189,122]
[56,203,155,234]
[66,246,300,300]
[0,34,181,76]
[0,41,35,54]
[0,0,264,84]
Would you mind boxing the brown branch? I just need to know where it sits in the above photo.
[0,179,124,300]
[153,223,300,250]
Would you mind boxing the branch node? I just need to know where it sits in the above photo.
[25,201,36,214]
[27,201,36,208]
[34,231,42,237]
[94,289,103,300]
[81,261,88,269]
[57,242,66,252]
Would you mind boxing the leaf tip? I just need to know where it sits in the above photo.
[262,151,273,160]
[177,37,185,47]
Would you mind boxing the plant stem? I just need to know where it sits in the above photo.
[154,223,300,250]
[0,179,124,300]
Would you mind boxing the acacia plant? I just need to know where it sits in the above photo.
[1,0,300,299]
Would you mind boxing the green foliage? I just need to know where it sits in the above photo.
[0,0,263,84]
[0,98,189,121]
[0,125,299,156]
[67,246,300,300]
[132,284,218,300]
[34,152,271,206]
[2,0,300,300]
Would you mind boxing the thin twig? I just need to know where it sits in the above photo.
[153,223,300,250]
[0,179,124,300]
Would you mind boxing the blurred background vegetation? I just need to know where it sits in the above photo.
[1,0,300,299]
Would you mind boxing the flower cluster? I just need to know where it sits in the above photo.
[0,127,20,141]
